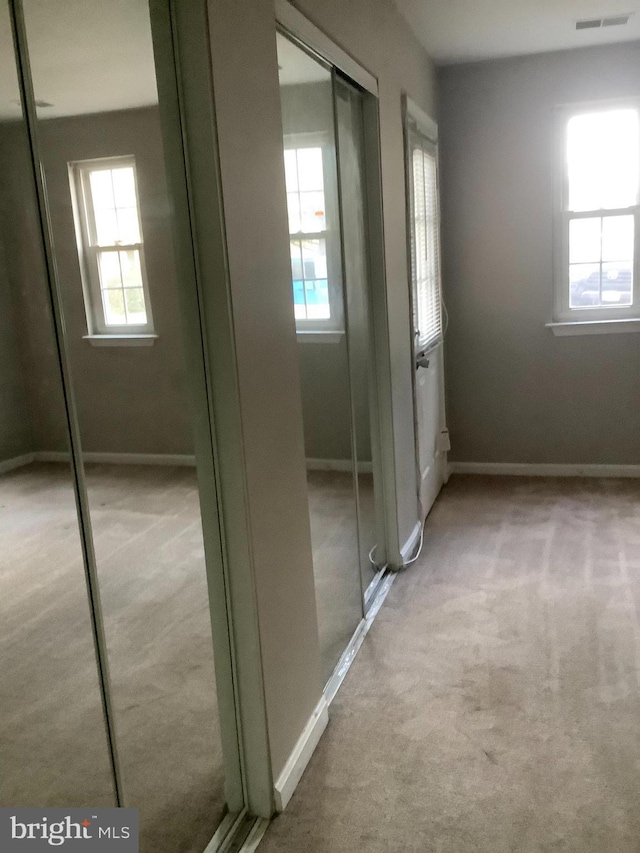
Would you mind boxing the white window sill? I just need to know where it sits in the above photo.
[296,330,345,344]
[83,334,158,347]
[546,319,640,337]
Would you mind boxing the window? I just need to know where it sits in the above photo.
[554,103,640,327]
[407,121,443,353]
[70,156,154,337]
[284,138,343,331]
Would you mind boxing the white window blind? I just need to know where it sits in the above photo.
[408,126,442,353]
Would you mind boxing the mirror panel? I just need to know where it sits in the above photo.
[20,0,227,847]
[334,76,387,600]
[0,0,115,806]
[277,33,364,681]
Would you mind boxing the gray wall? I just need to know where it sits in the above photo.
[37,107,195,456]
[439,42,640,465]
[0,120,67,460]
[0,230,31,462]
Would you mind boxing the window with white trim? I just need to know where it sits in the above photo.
[554,103,640,325]
[407,122,443,353]
[284,136,343,331]
[70,156,154,336]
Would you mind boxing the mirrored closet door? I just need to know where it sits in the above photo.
[0,0,116,806]
[276,32,387,683]
[2,2,242,851]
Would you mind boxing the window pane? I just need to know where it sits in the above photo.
[89,170,114,210]
[103,288,126,325]
[284,150,298,193]
[602,263,632,305]
[300,191,325,232]
[304,281,330,319]
[297,147,323,191]
[95,209,119,245]
[111,167,136,208]
[569,218,601,263]
[124,288,147,324]
[287,192,301,233]
[98,251,122,290]
[119,250,143,288]
[115,208,140,244]
[567,109,640,211]
[304,280,330,319]
[602,215,634,262]
[570,263,600,308]
[301,238,327,280]
[293,281,306,318]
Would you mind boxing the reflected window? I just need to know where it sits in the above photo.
[70,157,154,334]
[555,104,639,322]
[284,141,340,329]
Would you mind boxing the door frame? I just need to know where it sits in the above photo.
[402,95,449,523]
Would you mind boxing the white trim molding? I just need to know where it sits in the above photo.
[449,461,640,478]
[273,696,329,812]
[0,453,35,475]
[83,334,158,346]
[35,451,196,467]
[546,319,640,336]
[306,458,373,474]
[275,0,378,96]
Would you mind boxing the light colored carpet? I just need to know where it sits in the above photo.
[260,474,640,852]
[1,462,375,851]
[0,462,224,853]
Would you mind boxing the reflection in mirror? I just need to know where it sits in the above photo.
[333,76,387,601]
[20,0,227,848]
[277,33,364,681]
[0,0,115,806]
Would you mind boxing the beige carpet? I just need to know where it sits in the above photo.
[0,461,224,853]
[260,474,640,852]
[1,462,375,851]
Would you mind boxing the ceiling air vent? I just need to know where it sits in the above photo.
[602,14,631,25]
[576,13,632,29]
[576,18,602,28]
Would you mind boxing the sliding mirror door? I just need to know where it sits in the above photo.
[0,0,115,806]
[277,34,363,681]
[277,31,387,684]
[13,0,234,848]
[333,74,387,602]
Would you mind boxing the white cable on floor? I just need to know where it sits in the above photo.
[400,515,427,568]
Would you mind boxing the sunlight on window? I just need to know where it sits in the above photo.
[567,109,639,212]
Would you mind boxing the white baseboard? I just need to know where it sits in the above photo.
[33,451,197,467]
[0,453,35,475]
[400,520,422,564]
[449,461,640,478]
[306,458,373,474]
[273,695,329,812]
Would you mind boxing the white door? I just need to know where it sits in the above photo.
[407,110,448,520]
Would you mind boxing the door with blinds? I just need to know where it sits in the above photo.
[405,101,448,520]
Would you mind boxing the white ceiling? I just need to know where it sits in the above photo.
[393,0,640,64]
[0,0,157,120]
